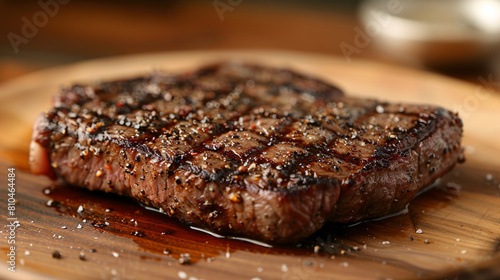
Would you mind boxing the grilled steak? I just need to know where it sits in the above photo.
[30,62,463,243]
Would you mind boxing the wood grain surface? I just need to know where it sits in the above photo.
[0,50,499,280]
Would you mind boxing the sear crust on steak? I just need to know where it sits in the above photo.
[30,62,464,243]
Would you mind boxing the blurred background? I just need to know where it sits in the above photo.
[1,0,500,88]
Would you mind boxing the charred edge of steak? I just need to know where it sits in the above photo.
[30,62,464,243]
[331,108,463,223]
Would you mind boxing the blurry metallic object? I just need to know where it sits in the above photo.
[359,0,500,66]
[464,0,500,33]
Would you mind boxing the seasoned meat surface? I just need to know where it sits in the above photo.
[30,62,463,243]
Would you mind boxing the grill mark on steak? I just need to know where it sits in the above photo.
[30,62,463,243]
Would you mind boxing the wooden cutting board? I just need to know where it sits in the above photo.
[0,50,499,280]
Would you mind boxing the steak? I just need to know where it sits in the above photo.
[30,62,464,243]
